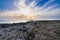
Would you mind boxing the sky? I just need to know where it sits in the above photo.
[0,0,60,23]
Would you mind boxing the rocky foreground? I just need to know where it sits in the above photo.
[0,21,60,40]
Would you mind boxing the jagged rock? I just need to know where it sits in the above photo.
[0,21,60,40]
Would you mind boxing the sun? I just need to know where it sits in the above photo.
[20,7,31,15]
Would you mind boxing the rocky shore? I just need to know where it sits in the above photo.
[0,21,60,40]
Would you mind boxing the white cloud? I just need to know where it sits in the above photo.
[0,0,60,23]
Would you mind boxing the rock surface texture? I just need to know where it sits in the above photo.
[0,21,60,40]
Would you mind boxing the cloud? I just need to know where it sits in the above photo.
[0,0,60,23]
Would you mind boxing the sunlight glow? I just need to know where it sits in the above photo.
[17,0,36,15]
[0,0,60,23]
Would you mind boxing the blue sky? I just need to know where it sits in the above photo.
[0,0,60,23]
[0,0,60,11]
[0,0,17,11]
